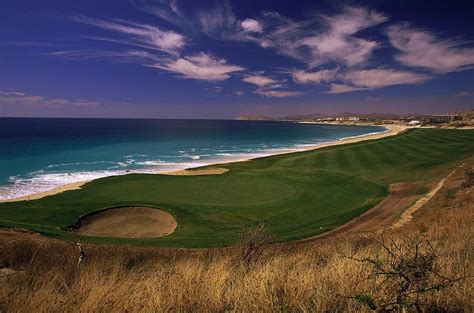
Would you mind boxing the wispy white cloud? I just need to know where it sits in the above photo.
[454,91,471,98]
[325,68,431,93]
[300,7,387,67]
[232,90,245,96]
[205,86,224,96]
[58,13,245,82]
[344,68,431,88]
[254,89,304,97]
[234,11,313,63]
[387,24,474,73]
[47,49,157,62]
[241,19,263,33]
[0,90,103,107]
[291,69,338,84]
[209,6,386,68]
[151,52,244,81]
[44,3,471,97]
[139,0,193,32]
[72,15,186,55]
[241,73,303,97]
[197,2,237,37]
[326,84,368,94]
[242,74,279,87]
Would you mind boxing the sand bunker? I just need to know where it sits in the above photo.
[74,207,177,238]
[165,167,229,176]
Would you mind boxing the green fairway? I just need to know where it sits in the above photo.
[0,128,473,247]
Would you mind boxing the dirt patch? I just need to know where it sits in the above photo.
[389,183,417,194]
[391,171,456,229]
[74,207,177,238]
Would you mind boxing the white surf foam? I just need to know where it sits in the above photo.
[0,126,387,201]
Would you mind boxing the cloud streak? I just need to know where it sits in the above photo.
[241,73,303,97]
[73,15,186,55]
[203,6,387,68]
[241,19,263,33]
[43,2,474,96]
[387,24,474,73]
[242,74,279,87]
[344,68,431,88]
[291,69,338,84]
[325,68,431,93]
[151,52,244,81]
[327,84,368,94]
[61,13,246,82]
[0,90,103,107]
[254,89,304,98]
[300,6,387,67]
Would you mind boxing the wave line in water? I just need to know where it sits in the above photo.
[0,120,388,200]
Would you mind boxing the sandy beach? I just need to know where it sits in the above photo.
[0,181,89,203]
[0,124,408,203]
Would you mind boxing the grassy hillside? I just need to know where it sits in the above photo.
[1,159,472,312]
[0,128,473,247]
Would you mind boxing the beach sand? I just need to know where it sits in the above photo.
[296,123,407,151]
[0,181,89,203]
[0,124,408,203]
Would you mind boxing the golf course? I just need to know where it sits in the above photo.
[0,128,473,247]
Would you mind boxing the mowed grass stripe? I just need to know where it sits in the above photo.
[409,130,469,145]
[348,145,381,172]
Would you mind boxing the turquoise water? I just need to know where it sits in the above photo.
[0,118,386,199]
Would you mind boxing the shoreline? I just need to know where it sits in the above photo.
[0,124,407,203]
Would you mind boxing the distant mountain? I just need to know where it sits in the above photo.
[236,111,472,122]
[279,112,403,121]
[278,113,326,120]
[334,112,402,119]
[236,112,403,121]
[235,115,273,121]
[451,109,473,119]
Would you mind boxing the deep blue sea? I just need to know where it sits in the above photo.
[0,118,386,200]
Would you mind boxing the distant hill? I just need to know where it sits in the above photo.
[235,115,273,121]
[236,110,474,122]
[236,112,403,121]
[278,113,326,121]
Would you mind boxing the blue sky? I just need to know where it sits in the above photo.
[0,0,473,118]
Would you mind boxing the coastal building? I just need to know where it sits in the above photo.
[408,120,421,126]
[336,117,360,122]
[426,115,462,124]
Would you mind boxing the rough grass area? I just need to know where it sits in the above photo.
[0,159,472,312]
[0,128,473,247]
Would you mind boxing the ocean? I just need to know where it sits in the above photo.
[0,118,386,200]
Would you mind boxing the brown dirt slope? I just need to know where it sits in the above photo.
[294,183,419,243]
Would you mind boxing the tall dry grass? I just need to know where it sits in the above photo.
[0,163,473,312]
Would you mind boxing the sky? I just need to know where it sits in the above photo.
[0,0,473,119]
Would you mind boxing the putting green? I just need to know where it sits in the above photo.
[0,128,473,247]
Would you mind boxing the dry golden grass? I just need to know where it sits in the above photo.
[0,162,473,312]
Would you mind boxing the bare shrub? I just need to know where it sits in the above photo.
[461,166,474,188]
[239,222,273,266]
[443,188,457,199]
[344,236,471,312]
[67,238,86,267]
